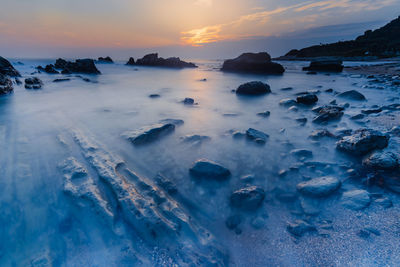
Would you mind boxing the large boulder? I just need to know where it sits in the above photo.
[0,74,13,94]
[24,77,43,89]
[0,56,20,77]
[221,52,285,74]
[122,123,175,145]
[297,176,341,197]
[236,81,271,95]
[336,129,389,156]
[230,186,265,210]
[54,58,101,74]
[337,90,366,101]
[303,60,344,72]
[134,53,197,68]
[189,159,231,180]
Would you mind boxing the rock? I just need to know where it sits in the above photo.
[257,111,271,117]
[189,159,231,181]
[149,94,160,98]
[300,198,320,215]
[236,81,271,96]
[0,56,20,76]
[251,216,267,229]
[306,71,317,75]
[53,78,70,83]
[183,97,195,105]
[240,174,255,183]
[38,64,59,74]
[154,174,178,195]
[122,123,175,145]
[221,52,285,74]
[336,129,389,156]
[126,57,135,65]
[303,60,344,72]
[312,106,344,124]
[296,94,318,105]
[362,151,399,170]
[337,90,366,101]
[351,114,365,120]
[54,58,101,74]
[246,128,269,144]
[281,87,293,91]
[341,190,371,210]
[134,53,197,68]
[287,220,316,237]
[230,186,265,210]
[24,77,43,89]
[279,98,297,106]
[290,149,313,159]
[225,214,242,230]
[309,129,336,140]
[297,176,341,197]
[97,56,113,63]
[374,197,393,208]
[362,108,382,114]
[0,74,13,94]
[158,118,184,126]
[15,78,22,85]
[296,118,307,125]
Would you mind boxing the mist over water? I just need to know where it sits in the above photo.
[1,59,400,266]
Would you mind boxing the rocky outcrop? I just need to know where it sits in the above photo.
[0,56,20,77]
[189,159,231,180]
[24,77,43,89]
[54,58,101,74]
[336,129,389,156]
[236,81,271,95]
[297,176,341,197]
[230,186,265,210]
[0,74,13,95]
[37,64,59,74]
[303,60,344,72]
[97,56,113,63]
[122,123,175,145]
[221,52,285,74]
[126,57,135,65]
[132,53,197,68]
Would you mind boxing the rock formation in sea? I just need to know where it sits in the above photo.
[127,53,197,68]
[221,52,285,74]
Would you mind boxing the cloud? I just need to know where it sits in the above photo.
[195,0,212,7]
[181,0,396,46]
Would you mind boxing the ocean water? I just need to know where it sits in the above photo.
[1,59,400,266]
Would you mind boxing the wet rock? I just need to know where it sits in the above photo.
[246,128,269,144]
[337,90,366,101]
[230,186,265,210]
[126,57,135,65]
[336,129,389,156]
[296,118,307,125]
[0,73,13,94]
[296,94,318,105]
[53,78,70,83]
[225,214,242,230]
[134,53,197,68]
[0,56,20,76]
[362,108,382,114]
[312,106,344,124]
[257,111,271,117]
[279,98,297,106]
[189,159,231,180]
[97,56,113,63]
[240,174,255,183]
[149,94,160,98]
[38,64,59,74]
[290,149,313,159]
[303,60,344,72]
[287,220,316,237]
[154,174,178,195]
[362,151,399,170]
[297,176,341,197]
[341,190,371,210]
[122,123,175,145]
[281,87,293,91]
[55,58,101,74]
[309,129,336,140]
[182,97,195,105]
[221,52,285,74]
[374,197,393,208]
[351,114,365,120]
[236,81,271,96]
[232,131,246,139]
[24,77,43,89]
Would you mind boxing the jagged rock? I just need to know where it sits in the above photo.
[309,129,336,140]
[0,74,13,94]
[230,186,265,210]
[297,176,341,197]
[189,159,231,180]
[287,220,316,237]
[341,190,371,210]
[303,60,344,72]
[0,56,20,76]
[362,151,399,170]
[25,77,43,89]
[221,52,285,74]
[296,94,318,105]
[313,105,344,123]
[97,56,113,63]
[236,81,271,96]
[246,128,269,144]
[336,129,389,156]
[337,90,366,101]
[122,123,175,145]
[134,53,197,68]
[55,58,101,74]
[126,57,135,65]
[38,64,59,74]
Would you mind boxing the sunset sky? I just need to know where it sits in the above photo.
[1,0,399,58]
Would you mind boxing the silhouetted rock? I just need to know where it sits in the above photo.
[236,81,271,95]
[303,60,344,72]
[54,58,101,74]
[336,129,389,156]
[221,52,285,74]
[297,176,341,197]
[296,94,318,105]
[122,123,175,145]
[0,56,20,77]
[0,74,13,94]
[38,64,59,74]
[134,53,197,68]
[189,159,231,180]
[24,77,43,89]
[230,186,265,210]
[97,56,113,63]
[337,90,366,101]
[126,57,135,65]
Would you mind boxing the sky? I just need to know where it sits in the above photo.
[0,0,399,59]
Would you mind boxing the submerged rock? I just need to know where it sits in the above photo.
[230,186,265,210]
[180,134,211,144]
[297,176,341,197]
[236,81,271,96]
[246,128,269,144]
[336,129,389,156]
[189,159,231,180]
[337,90,366,101]
[287,220,316,237]
[313,105,344,124]
[0,56,20,76]
[134,53,197,68]
[362,151,399,170]
[55,58,101,74]
[97,56,113,63]
[309,129,336,140]
[25,77,43,89]
[122,123,175,145]
[303,60,344,72]
[0,74,13,94]
[290,149,313,159]
[296,94,318,105]
[341,190,371,210]
[221,52,285,74]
